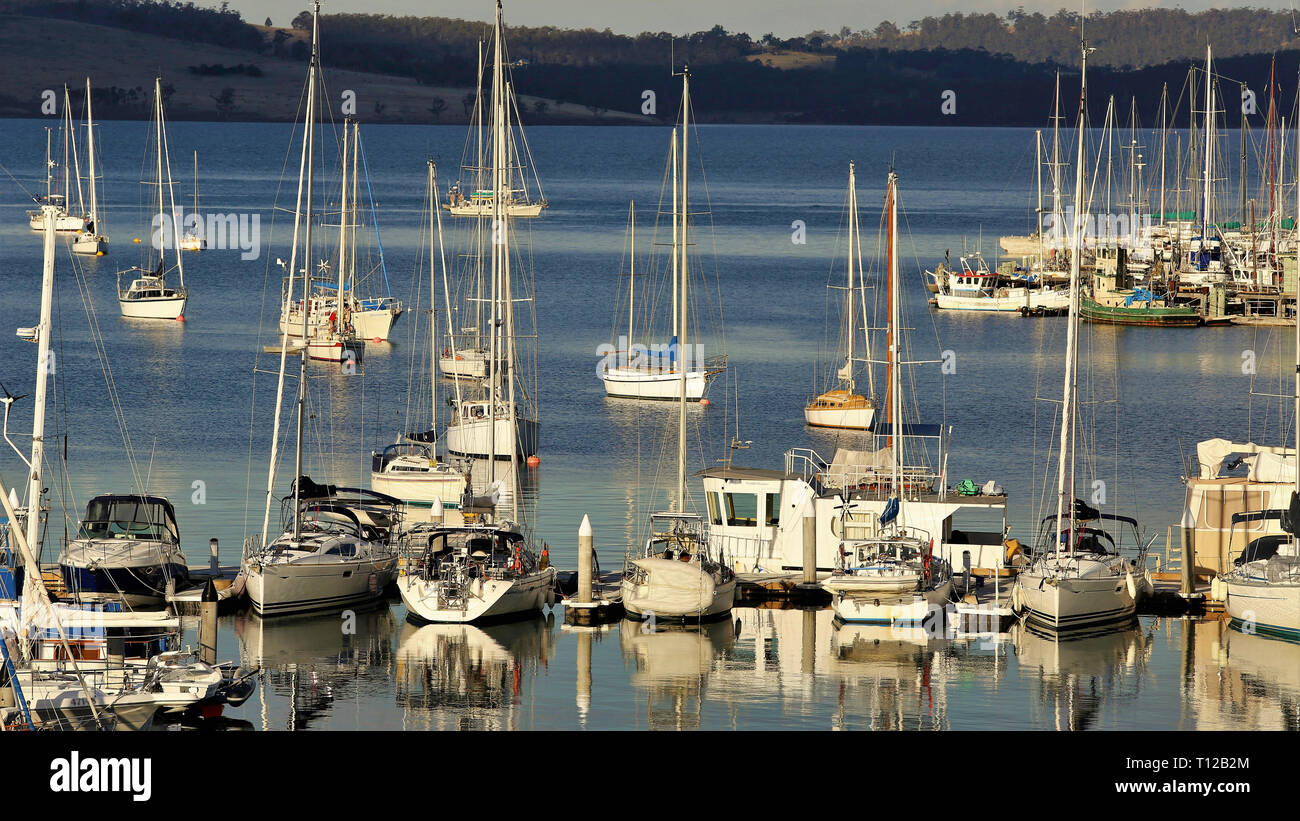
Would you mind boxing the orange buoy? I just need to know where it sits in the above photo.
[132,237,142,244]
[177,315,186,322]
[526,455,540,468]
[373,337,382,343]
[699,398,711,407]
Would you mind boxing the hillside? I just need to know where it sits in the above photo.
[0,16,645,124]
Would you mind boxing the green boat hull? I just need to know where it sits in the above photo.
[1080,297,1202,327]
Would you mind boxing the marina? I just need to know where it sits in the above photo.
[1,4,1299,737]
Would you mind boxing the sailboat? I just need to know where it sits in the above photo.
[599,123,727,403]
[117,77,188,320]
[822,171,954,625]
[240,4,400,617]
[805,162,876,429]
[71,79,109,256]
[444,19,547,220]
[371,160,469,517]
[440,9,543,380]
[276,122,403,343]
[620,67,736,624]
[1013,34,1152,632]
[443,0,540,461]
[178,150,206,251]
[27,116,87,234]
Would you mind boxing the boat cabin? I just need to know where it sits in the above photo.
[75,495,180,545]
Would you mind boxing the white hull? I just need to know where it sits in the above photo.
[398,567,556,623]
[1013,555,1141,631]
[1224,573,1300,641]
[307,337,364,363]
[370,468,467,507]
[621,557,736,621]
[72,234,108,256]
[243,555,397,616]
[444,202,544,218]
[352,308,398,341]
[440,351,490,379]
[119,294,186,319]
[445,415,538,459]
[829,579,954,624]
[29,212,87,233]
[601,366,708,401]
[935,287,1070,312]
[804,404,875,430]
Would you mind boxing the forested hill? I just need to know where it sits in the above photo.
[2,1,1300,125]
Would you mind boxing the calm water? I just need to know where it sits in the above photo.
[0,120,1295,730]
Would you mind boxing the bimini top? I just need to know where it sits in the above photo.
[290,475,402,507]
[77,495,180,544]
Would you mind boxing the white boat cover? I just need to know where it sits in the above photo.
[627,558,716,615]
[1197,438,1294,479]
[1251,451,1297,484]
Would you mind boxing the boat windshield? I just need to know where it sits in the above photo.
[77,498,179,543]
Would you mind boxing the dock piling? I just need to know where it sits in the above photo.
[578,514,593,604]
[801,513,816,585]
[208,538,219,574]
[198,578,218,665]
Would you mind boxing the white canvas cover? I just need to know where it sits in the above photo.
[1197,438,1295,479]
[1250,451,1297,484]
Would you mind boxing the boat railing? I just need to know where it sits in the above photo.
[785,448,829,483]
[707,531,777,566]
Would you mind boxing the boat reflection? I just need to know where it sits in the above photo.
[233,604,398,730]
[1186,617,1300,730]
[619,617,736,729]
[1011,619,1149,730]
[394,615,554,730]
[824,619,950,730]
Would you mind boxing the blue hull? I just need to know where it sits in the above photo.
[60,562,190,603]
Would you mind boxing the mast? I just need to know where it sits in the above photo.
[887,171,901,501]
[1056,33,1090,554]
[86,79,99,233]
[1159,83,1168,228]
[1052,72,1062,241]
[671,128,679,349]
[261,1,318,547]
[159,79,185,289]
[628,201,635,356]
[155,78,164,265]
[428,160,438,435]
[293,3,321,541]
[487,0,505,485]
[855,170,874,400]
[65,87,85,222]
[44,127,53,204]
[1202,45,1214,243]
[1035,130,1044,262]
[845,161,856,392]
[338,118,350,330]
[25,208,57,557]
[677,67,690,512]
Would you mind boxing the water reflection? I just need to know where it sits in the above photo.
[1011,621,1150,731]
[233,604,398,731]
[394,615,555,730]
[1187,617,1300,731]
[620,618,736,730]
[825,620,950,730]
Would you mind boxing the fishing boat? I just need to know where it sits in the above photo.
[804,162,876,429]
[241,5,399,618]
[443,1,540,461]
[822,172,954,626]
[178,150,206,251]
[117,77,187,321]
[1013,35,1153,632]
[370,160,469,517]
[620,68,736,624]
[71,79,109,256]
[929,253,1070,313]
[1080,246,1201,326]
[57,495,190,607]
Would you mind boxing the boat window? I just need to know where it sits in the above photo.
[706,492,722,526]
[724,493,758,527]
[830,510,873,540]
[1199,491,1266,530]
[766,493,781,526]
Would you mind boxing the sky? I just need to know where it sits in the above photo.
[235,1,1299,39]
